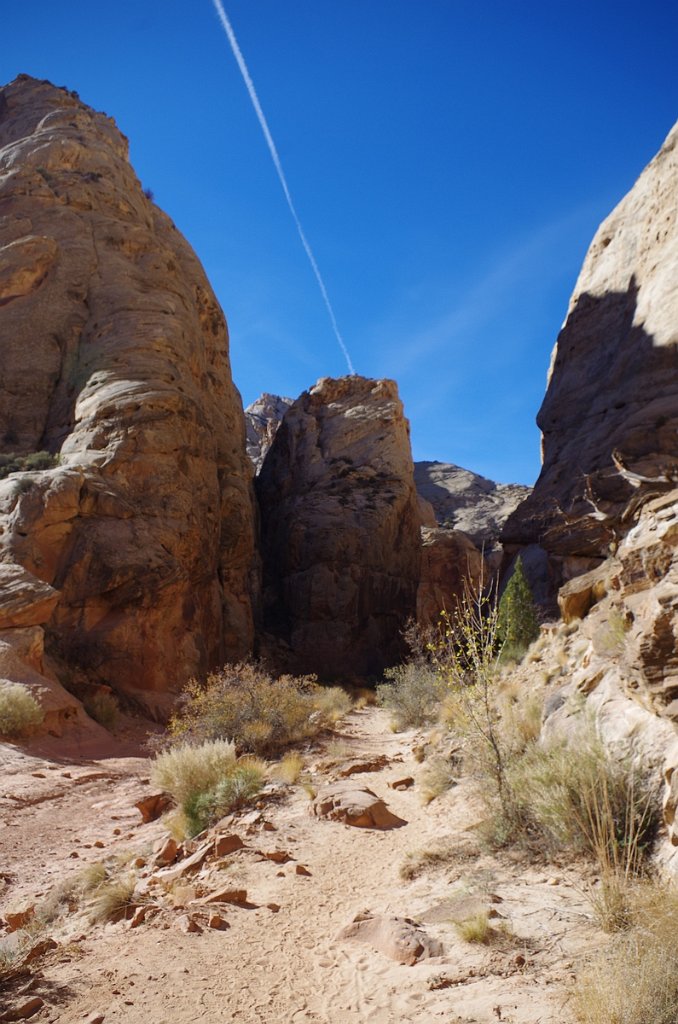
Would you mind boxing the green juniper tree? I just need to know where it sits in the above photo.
[497,556,540,658]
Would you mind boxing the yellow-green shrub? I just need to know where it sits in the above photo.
[0,682,44,738]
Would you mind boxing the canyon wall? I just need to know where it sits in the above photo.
[0,76,257,705]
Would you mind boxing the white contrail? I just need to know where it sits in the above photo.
[210,0,356,376]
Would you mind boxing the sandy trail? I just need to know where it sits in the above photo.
[1,708,603,1023]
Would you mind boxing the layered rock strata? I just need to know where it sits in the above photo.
[257,376,421,680]
[0,76,257,699]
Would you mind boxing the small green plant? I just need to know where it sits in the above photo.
[376,663,447,731]
[454,910,492,944]
[151,739,264,838]
[497,556,540,659]
[0,682,44,738]
[183,760,265,836]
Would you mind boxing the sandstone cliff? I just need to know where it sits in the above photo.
[0,76,257,706]
[245,393,293,471]
[256,376,421,679]
[505,120,678,562]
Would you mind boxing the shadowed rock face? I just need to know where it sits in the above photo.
[256,376,421,680]
[505,121,678,559]
[0,76,257,696]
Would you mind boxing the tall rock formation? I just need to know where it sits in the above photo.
[257,376,422,680]
[0,76,257,704]
[505,120,678,564]
[245,393,293,471]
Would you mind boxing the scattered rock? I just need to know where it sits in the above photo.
[266,903,281,913]
[261,850,293,863]
[0,996,44,1021]
[213,834,245,857]
[200,888,249,907]
[310,784,407,829]
[338,755,391,777]
[153,837,179,867]
[135,793,172,824]
[336,913,443,965]
[295,865,312,877]
[127,907,147,929]
[207,913,229,931]
[85,1015,105,1024]
[176,914,202,935]
[4,907,34,933]
[388,777,415,790]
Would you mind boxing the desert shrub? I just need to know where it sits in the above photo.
[274,750,305,784]
[168,663,350,757]
[87,874,137,923]
[0,450,58,480]
[376,663,447,730]
[83,690,119,730]
[183,760,265,836]
[501,729,659,867]
[574,883,678,1024]
[151,738,237,805]
[497,556,539,659]
[312,685,353,724]
[0,682,44,738]
[420,753,460,804]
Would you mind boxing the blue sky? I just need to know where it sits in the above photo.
[3,1,677,484]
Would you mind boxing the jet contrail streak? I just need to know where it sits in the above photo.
[211,0,356,375]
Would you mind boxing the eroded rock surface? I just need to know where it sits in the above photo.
[505,120,678,560]
[0,76,257,699]
[256,376,421,680]
[416,527,486,627]
[244,393,293,471]
[414,461,530,547]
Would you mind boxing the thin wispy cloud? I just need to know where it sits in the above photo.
[383,202,600,378]
[210,1,355,376]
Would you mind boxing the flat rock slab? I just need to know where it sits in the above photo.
[336,912,443,965]
[310,784,406,829]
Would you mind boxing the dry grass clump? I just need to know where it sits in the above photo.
[500,730,659,867]
[454,910,513,945]
[151,738,264,837]
[400,839,470,881]
[87,874,137,923]
[420,754,460,804]
[273,750,305,784]
[83,690,119,730]
[574,882,678,1024]
[376,663,447,731]
[168,663,352,757]
[151,739,237,805]
[0,682,44,738]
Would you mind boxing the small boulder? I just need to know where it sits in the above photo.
[207,913,229,930]
[176,914,202,934]
[213,834,245,857]
[336,913,443,965]
[135,792,172,824]
[200,888,249,907]
[153,837,179,867]
[310,784,406,829]
[4,907,35,933]
[0,996,45,1021]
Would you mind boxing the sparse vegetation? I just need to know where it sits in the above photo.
[168,663,352,757]
[376,662,447,731]
[87,873,137,923]
[0,682,44,738]
[274,750,305,784]
[574,882,678,1024]
[151,739,265,837]
[453,909,493,944]
[419,753,460,804]
[183,759,265,836]
[83,690,119,730]
[0,450,59,480]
